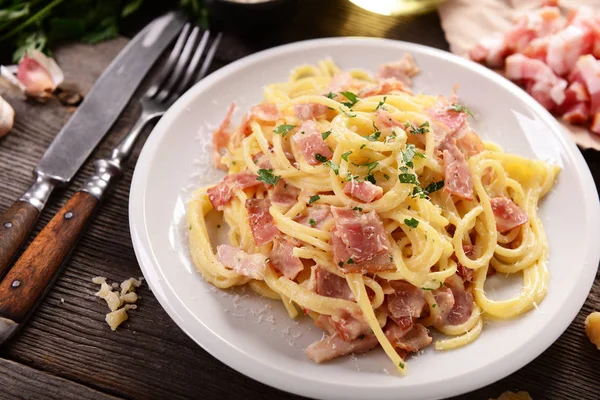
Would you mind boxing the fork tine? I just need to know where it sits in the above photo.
[197,32,222,81]
[168,30,211,101]
[146,22,191,99]
[156,25,201,102]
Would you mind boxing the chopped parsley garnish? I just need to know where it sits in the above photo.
[404,217,419,228]
[399,173,418,184]
[424,180,444,194]
[347,258,355,264]
[398,361,405,369]
[315,153,328,163]
[324,160,339,175]
[405,121,430,135]
[216,224,221,228]
[384,174,390,180]
[402,144,424,169]
[375,96,387,111]
[325,92,337,99]
[273,124,296,137]
[345,174,362,182]
[360,144,366,149]
[308,195,320,205]
[309,218,316,227]
[365,131,381,141]
[352,207,363,211]
[338,261,344,267]
[321,130,331,140]
[341,151,353,162]
[432,304,436,308]
[265,258,270,263]
[340,91,359,108]
[365,174,376,184]
[448,103,474,117]
[355,160,378,174]
[357,334,366,340]
[339,106,357,118]
[256,169,281,186]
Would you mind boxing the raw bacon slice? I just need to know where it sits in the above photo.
[216,245,266,280]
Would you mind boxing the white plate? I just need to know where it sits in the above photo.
[129,38,600,400]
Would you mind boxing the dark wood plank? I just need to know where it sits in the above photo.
[0,358,120,400]
[0,1,598,399]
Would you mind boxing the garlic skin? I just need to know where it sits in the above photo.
[0,95,14,138]
[16,50,64,98]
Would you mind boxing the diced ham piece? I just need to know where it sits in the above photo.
[270,236,304,280]
[330,207,393,273]
[296,205,332,228]
[592,113,600,134]
[455,129,485,157]
[490,197,529,233]
[343,180,383,203]
[375,109,403,130]
[306,333,378,363]
[329,313,371,341]
[441,276,475,326]
[207,171,263,211]
[325,71,353,93]
[292,120,332,166]
[216,245,266,280]
[521,37,550,61]
[562,102,590,124]
[442,142,473,200]
[376,54,420,87]
[294,103,329,120]
[212,103,236,170]
[251,104,280,121]
[469,33,507,67]
[547,24,593,76]
[245,199,278,246]
[314,267,354,301]
[270,180,300,208]
[574,55,600,114]
[386,281,426,328]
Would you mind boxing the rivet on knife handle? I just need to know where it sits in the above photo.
[0,191,98,338]
[0,174,59,278]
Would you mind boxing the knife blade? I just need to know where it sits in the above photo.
[0,12,186,278]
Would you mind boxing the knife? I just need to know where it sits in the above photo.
[0,12,185,278]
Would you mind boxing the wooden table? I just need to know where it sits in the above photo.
[0,1,599,399]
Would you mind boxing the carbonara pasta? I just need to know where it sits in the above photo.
[186,54,560,374]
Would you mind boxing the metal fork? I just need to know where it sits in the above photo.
[0,24,221,345]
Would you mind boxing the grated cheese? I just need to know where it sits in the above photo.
[92,276,143,331]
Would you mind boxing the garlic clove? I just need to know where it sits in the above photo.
[16,50,64,98]
[0,95,14,138]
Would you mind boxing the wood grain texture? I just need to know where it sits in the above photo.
[0,1,598,399]
[0,200,39,279]
[0,191,97,324]
[0,358,119,400]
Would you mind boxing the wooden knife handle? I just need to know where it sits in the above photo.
[0,201,40,279]
[0,191,98,323]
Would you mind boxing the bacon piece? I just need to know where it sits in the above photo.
[505,54,567,107]
[306,333,378,363]
[325,71,353,93]
[456,244,475,283]
[437,276,474,326]
[251,104,280,121]
[455,129,485,157]
[490,197,529,233]
[469,32,507,67]
[270,236,303,279]
[294,103,329,121]
[433,286,455,323]
[574,55,600,114]
[376,54,420,87]
[359,79,409,97]
[314,267,354,301]
[375,109,403,130]
[547,24,593,76]
[562,102,590,124]
[442,142,473,200]
[329,313,371,341]
[295,205,332,228]
[386,281,426,326]
[330,207,393,272]
[384,321,432,354]
[212,103,236,170]
[207,171,263,211]
[245,199,278,246]
[270,180,300,208]
[216,245,266,280]
[343,180,383,203]
[292,120,332,166]
[591,113,600,135]
[521,37,550,61]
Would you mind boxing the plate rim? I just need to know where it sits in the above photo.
[129,37,600,400]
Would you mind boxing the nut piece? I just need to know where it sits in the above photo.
[585,312,600,349]
[489,391,532,400]
[0,95,14,138]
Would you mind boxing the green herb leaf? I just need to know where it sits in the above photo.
[406,121,430,135]
[273,124,296,137]
[384,174,390,180]
[424,180,444,194]
[347,258,355,264]
[375,96,387,111]
[365,174,376,184]
[339,106,357,118]
[448,104,474,117]
[315,153,328,163]
[352,207,363,211]
[399,173,417,184]
[340,91,359,108]
[256,169,281,186]
[324,160,339,175]
[399,361,405,369]
[122,0,145,17]
[325,92,337,99]
[360,144,366,149]
[341,151,353,162]
[365,131,381,142]
[309,218,316,227]
[338,261,344,267]
[404,217,419,228]
[308,195,320,205]
[321,130,331,140]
